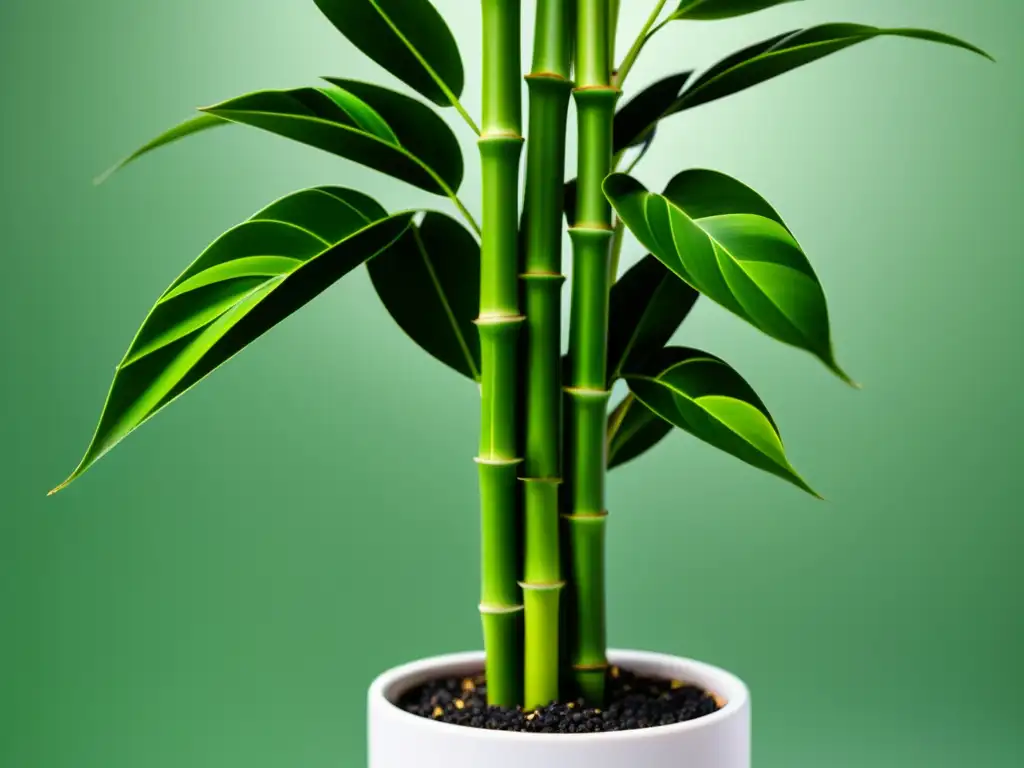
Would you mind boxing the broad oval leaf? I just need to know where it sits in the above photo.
[368,212,481,381]
[608,254,699,385]
[671,0,800,21]
[605,170,852,384]
[674,24,992,112]
[625,347,817,495]
[314,0,464,107]
[202,83,463,196]
[51,188,413,493]
[607,394,672,470]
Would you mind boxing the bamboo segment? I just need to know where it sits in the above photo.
[478,0,525,708]
[479,457,524,706]
[522,583,563,707]
[566,387,612,513]
[564,511,609,704]
[566,0,618,705]
[520,0,573,711]
[521,478,563,709]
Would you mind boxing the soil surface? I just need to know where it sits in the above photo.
[398,666,721,734]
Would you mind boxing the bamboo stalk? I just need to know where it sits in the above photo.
[521,0,573,710]
[477,0,526,709]
[565,0,617,705]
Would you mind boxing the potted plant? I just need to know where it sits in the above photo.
[51,1,989,766]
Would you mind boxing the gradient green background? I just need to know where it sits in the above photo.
[2,1,1021,766]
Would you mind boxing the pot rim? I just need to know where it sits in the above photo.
[369,648,749,743]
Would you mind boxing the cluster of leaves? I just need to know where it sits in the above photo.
[53,0,988,496]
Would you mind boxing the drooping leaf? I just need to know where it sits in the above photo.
[314,0,464,107]
[51,189,413,493]
[673,24,992,112]
[607,394,673,470]
[613,71,692,154]
[201,84,463,195]
[671,0,800,21]
[607,255,699,385]
[95,114,227,185]
[625,347,817,495]
[368,212,481,381]
[605,170,853,384]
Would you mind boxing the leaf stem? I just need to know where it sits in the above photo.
[608,218,626,283]
[447,187,483,236]
[614,0,669,88]
[449,92,483,136]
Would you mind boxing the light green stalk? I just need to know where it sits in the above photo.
[521,0,573,710]
[478,0,525,708]
[565,0,617,705]
[615,0,668,88]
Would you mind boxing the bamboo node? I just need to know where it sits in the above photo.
[478,131,526,143]
[518,580,566,591]
[478,602,525,615]
[565,386,611,399]
[562,510,610,520]
[474,313,526,326]
[474,456,523,467]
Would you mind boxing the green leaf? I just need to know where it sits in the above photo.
[202,83,463,196]
[671,0,800,21]
[51,188,413,494]
[368,212,481,381]
[95,114,227,185]
[675,24,992,112]
[608,254,699,385]
[605,170,853,384]
[607,394,673,470]
[314,0,464,107]
[625,347,818,495]
[613,71,692,155]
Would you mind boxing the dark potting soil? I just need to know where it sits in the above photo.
[398,666,721,734]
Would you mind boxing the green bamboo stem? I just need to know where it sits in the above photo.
[566,0,618,705]
[521,0,573,710]
[477,0,525,709]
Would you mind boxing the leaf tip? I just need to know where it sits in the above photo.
[792,471,824,500]
[47,477,72,497]
[826,357,860,389]
[93,163,121,187]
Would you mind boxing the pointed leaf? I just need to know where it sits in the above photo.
[52,188,413,493]
[368,212,481,381]
[606,170,852,383]
[314,0,464,107]
[607,394,673,470]
[675,24,992,112]
[625,347,817,495]
[613,71,692,154]
[608,255,699,384]
[671,0,800,21]
[202,84,462,195]
[95,114,227,184]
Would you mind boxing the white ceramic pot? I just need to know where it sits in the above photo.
[368,649,750,768]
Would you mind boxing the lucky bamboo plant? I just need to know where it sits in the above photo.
[53,0,988,711]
